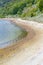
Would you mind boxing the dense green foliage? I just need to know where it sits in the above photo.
[39,0,43,12]
[0,0,43,18]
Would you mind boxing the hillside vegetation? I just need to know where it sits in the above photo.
[0,0,43,18]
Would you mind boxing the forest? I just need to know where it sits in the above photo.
[0,0,43,18]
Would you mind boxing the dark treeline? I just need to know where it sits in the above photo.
[0,0,43,18]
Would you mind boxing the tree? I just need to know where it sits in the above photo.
[39,0,43,11]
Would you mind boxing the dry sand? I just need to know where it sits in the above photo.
[0,18,43,65]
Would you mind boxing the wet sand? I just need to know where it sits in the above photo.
[0,18,43,65]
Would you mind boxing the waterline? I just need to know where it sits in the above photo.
[0,20,27,48]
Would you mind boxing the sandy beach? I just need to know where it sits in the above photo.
[0,18,43,65]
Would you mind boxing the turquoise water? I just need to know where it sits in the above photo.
[0,20,23,48]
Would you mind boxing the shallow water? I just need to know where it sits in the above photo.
[0,20,23,48]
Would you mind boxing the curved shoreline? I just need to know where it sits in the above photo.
[0,18,43,65]
[0,19,28,49]
[0,18,35,61]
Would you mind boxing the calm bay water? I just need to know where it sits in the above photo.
[0,20,23,48]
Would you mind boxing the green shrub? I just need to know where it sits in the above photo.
[0,0,43,18]
[39,0,43,11]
